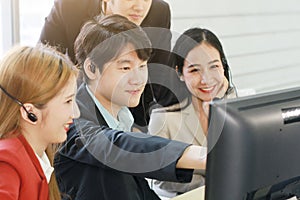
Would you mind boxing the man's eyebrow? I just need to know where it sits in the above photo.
[117,59,132,64]
[187,63,201,68]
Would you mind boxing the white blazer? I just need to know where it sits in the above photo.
[149,100,207,146]
[148,100,206,195]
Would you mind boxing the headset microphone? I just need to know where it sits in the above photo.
[0,85,38,122]
[26,112,38,123]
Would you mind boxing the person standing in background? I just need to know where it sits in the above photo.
[0,44,80,200]
[39,0,170,63]
[39,0,176,131]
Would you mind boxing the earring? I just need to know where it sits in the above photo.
[179,76,184,81]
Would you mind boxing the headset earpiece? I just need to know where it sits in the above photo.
[21,104,38,123]
[89,64,96,73]
[0,84,38,123]
[27,111,38,122]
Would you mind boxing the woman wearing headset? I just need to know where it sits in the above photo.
[0,44,80,200]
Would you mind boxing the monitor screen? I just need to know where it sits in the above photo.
[205,87,300,200]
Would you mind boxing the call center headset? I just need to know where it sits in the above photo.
[0,84,38,122]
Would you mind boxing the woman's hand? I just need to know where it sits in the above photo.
[201,78,229,118]
[176,145,207,170]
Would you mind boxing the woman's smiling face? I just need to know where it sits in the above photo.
[39,76,79,144]
[181,42,225,102]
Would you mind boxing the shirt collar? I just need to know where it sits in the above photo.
[35,152,54,183]
[86,85,134,132]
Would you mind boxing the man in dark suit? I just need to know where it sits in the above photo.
[55,14,206,200]
[39,0,178,131]
[39,0,170,63]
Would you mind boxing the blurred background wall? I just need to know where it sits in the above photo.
[166,0,300,94]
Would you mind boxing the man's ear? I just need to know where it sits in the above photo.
[83,59,98,80]
[20,103,39,124]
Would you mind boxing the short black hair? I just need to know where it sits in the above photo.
[74,14,152,82]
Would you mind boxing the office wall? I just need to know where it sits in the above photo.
[19,0,53,45]
[0,0,52,57]
[0,0,14,57]
[166,0,300,94]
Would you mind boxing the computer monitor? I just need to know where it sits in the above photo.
[205,87,300,200]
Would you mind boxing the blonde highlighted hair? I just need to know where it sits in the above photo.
[0,44,77,137]
[0,44,78,200]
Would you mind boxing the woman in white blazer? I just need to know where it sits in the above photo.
[148,27,237,197]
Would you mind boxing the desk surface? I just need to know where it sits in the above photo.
[171,186,205,200]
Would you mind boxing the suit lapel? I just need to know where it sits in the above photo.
[18,135,47,180]
[183,104,207,146]
[77,84,109,127]
[18,135,49,199]
[95,104,109,127]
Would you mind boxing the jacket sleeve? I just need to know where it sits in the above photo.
[154,173,205,194]
[58,117,193,182]
[143,0,171,29]
[0,162,20,200]
[39,0,100,63]
[142,0,172,63]
[39,0,70,54]
[154,174,205,193]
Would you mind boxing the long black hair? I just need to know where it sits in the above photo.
[163,28,236,111]
[173,28,232,87]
